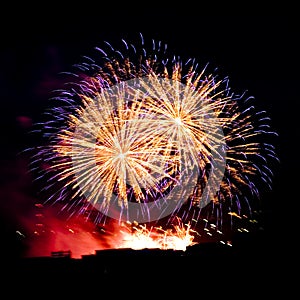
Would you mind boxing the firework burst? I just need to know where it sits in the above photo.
[29,34,278,245]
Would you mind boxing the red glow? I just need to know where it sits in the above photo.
[24,206,112,258]
[22,204,201,258]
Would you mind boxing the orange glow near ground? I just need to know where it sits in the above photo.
[115,220,198,251]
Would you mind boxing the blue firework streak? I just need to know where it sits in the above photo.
[29,34,278,242]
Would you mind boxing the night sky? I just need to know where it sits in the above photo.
[0,7,297,278]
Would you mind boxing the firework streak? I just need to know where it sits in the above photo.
[30,34,278,244]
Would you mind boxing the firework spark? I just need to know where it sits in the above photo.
[29,34,278,249]
[116,218,198,251]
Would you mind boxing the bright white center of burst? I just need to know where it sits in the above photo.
[174,117,183,126]
[117,152,127,160]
